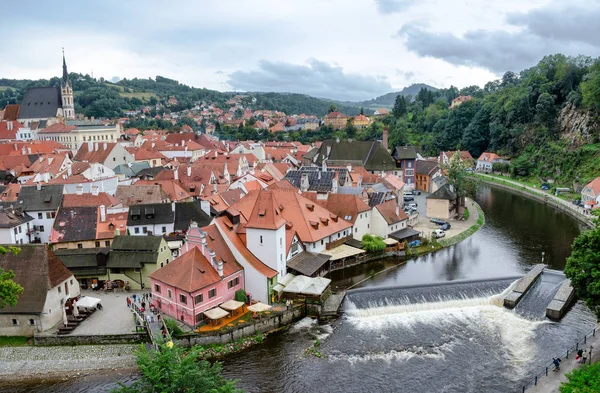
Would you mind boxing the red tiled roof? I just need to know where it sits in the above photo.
[74,142,119,163]
[477,152,500,162]
[584,177,600,197]
[375,199,408,225]
[38,122,77,134]
[0,183,21,202]
[1,104,20,121]
[149,247,223,292]
[324,111,347,118]
[62,192,120,208]
[0,121,23,140]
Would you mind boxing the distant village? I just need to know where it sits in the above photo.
[0,55,510,337]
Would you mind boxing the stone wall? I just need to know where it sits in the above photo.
[175,307,303,347]
[34,332,149,346]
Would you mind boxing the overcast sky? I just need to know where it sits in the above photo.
[1,0,599,101]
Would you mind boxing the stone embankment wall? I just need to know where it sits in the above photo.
[34,333,149,346]
[176,307,303,347]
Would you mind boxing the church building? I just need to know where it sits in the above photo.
[18,51,75,127]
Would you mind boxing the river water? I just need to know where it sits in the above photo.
[4,185,597,393]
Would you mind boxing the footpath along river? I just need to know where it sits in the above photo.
[2,185,596,393]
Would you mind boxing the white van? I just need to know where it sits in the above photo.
[433,229,445,239]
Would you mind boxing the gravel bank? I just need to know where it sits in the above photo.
[0,344,139,380]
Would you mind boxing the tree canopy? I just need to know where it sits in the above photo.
[111,344,243,393]
[559,361,600,393]
[0,246,23,309]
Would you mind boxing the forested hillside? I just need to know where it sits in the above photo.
[338,83,438,109]
[0,74,365,118]
[384,54,600,187]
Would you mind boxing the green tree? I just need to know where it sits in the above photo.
[580,61,600,110]
[361,234,386,252]
[392,95,407,118]
[535,92,557,130]
[328,104,338,113]
[442,153,478,208]
[112,344,243,393]
[559,361,600,393]
[0,246,23,308]
[564,224,600,317]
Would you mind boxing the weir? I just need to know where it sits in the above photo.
[546,279,576,320]
[503,264,545,309]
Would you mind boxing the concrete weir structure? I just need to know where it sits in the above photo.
[546,279,576,320]
[503,264,545,309]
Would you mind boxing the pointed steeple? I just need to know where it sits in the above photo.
[62,47,69,86]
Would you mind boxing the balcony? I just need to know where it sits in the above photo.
[326,235,353,250]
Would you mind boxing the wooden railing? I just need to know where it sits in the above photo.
[326,235,353,250]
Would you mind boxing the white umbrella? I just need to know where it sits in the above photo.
[72,300,79,317]
[247,302,272,312]
[62,307,68,326]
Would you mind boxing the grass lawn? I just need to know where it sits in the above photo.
[0,86,12,91]
[0,336,30,346]
[120,91,156,100]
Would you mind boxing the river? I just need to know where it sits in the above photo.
[3,185,596,393]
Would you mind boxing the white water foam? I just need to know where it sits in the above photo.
[344,279,543,378]
[328,341,455,365]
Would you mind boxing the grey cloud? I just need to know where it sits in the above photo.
[396,69,415,80]
[375,0,415,14]
[398,1,600,73]
[228,59,392,101]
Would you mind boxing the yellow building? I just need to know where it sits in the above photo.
[351,114,371,129]
[323,111,348,130]
[37,119,121,151]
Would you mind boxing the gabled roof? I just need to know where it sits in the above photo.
[18,87,62,120]
[0,244,73,314]
[312,140,395,172]
[174,201,211,231]
[51,206,98,243]
[2,104,20,121]
[427,184,457,201]
[115,185,169,207]
[0,207,33,228]
[286,251,331,277]
[37,122,77,134]
[0,183,21,202]
[245,190,287,230]
[477,152,500,162]
[74,142,120,164]
[284,167,343,192]
[306,193,371,225]
[113,162,151,177]
[0,121,23,140]
[375,199,408,225]
[127,202,175,226]
[149,247,223,293]
[416,160,440,176]
[17,184,64,211]
[392,146,417,160]
[584,177,600,197]
[110,235,164,251]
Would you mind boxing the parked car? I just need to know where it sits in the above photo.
[412,190,421,196]
[430,218,445,225]
[441,223,451,231]
[541,184,550,190]
[433,229,445,239]
[408,203,418,209]
[572,199,583,206]
[465,168,474,173]
[404,196,414,202]
[409,240,421,248]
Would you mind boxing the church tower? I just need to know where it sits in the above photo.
[60,49,75,120]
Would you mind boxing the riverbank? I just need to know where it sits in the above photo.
[0,344,138,381]
[474,174,595,229]
[346,198,485,289]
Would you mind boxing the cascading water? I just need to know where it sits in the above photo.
[514,270,566,319]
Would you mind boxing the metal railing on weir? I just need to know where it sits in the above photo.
[520,327,596,392]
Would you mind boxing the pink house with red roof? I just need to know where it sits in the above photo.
[149,224,244,326]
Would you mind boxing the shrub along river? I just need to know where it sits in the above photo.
[4,185,597,393]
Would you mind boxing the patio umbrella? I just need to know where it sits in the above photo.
[72,300,79,317]
[62,307,68,326]
[247,302,272,312]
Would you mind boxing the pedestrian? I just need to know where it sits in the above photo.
[157,314,161,321]
[286,299,290,310]
[552,356,561,371]
[126,297,131,308]
[132,294,136,303]
[577,349,584,363]
[582,349,588,365]
[146,314,152,324]
[141,301,146,309]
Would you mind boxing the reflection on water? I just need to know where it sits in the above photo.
[4,184,589,393]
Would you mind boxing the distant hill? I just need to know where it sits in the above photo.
[338,83,439,110]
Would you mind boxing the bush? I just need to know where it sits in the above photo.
[164,318,183,338]
[463,208,470,220]
[234,290,248,303]
[361,234,386,252]
[560,361,600,393]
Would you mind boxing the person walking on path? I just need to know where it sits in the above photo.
[286,299,290,310]
[577,349,584,363]
[126,297,131,308]
[132,294,136,303]
[552,356,561,371]
[582,348,588,365]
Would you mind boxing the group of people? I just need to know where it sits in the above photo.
[126,293,151,312]
[553,346,593,372]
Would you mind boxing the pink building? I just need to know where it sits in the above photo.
[149,225,244,326]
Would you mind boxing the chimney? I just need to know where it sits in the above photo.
[187,166,192,177]
[357,174,362,188]
[7,122,12,131]
[14,143,18,151]
[28,147,32,154]
[151,142,155,149]
[332,177,338,194]
[36,182,41,191]
[322,160,327,172]
[171,201,175,213]
[213,183,217,194]
[199,229,206,253]
[92,186,99,196]
[21,147,26,155]
[174,168,179,180]
[300,173,309,192]
[91,116,95,123]
[76,185,83,195]
[214,150,218,158]
[347,163,352,173]
[43,173,49,183]
[396,205,400,217]
[87,141,93,151]
[217,260,224,277]
[94,142,98,152]
[103,143,107,151]
[181,140,185,147]
[209,249,217,266]
[67,166,72,176]
[383,127,389,151]
[99,205,106,222]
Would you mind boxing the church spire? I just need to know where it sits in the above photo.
[62,47,69,86]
